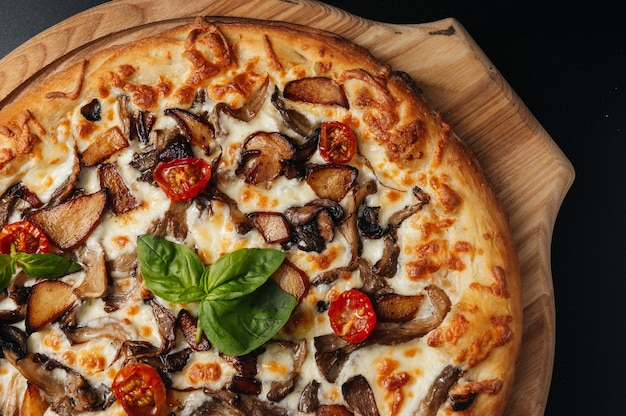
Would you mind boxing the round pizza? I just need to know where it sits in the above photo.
[0,17,522,416]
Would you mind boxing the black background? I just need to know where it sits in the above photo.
[1,1,624,415]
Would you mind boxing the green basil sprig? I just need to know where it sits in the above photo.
[0,251,82,292]
[137,234,298,357]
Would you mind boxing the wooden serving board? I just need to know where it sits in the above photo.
[0,0,575,414]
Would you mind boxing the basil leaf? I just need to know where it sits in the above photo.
[15,253,81,279]
[0,254,15,292]
[137,234,206,303]
[203,248,285,301]
[199,280,298,356]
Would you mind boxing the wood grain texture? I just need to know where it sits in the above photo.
[0,0,575,414]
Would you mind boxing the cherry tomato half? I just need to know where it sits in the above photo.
[328,288,377,344]
[0,220,50,254]
[153,157,212,202]
[319,121,357,164]
[112,363,167,416]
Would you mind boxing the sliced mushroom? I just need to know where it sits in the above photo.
[214,76,270,136]
[28,190,107,250]
[0,325,28,360]
[165,108,215,150]
[130,110,156,144]
[210,188,254,234]
[4,351,112,416]
[372,292,425,322]
[48,151,81,206]
[415,365,463,416]
[305,164,358,202]
[130,147,160,182]
[177,309,211,351]
[147,200,191,242]
[285,199,345,253]
[338,180,377,264]
[266,339,307,402]
[158,133,194,162]
[358,206,388,239]
[81,126,129,167]
[342,375,380,416]
[26,280,78,334]
[248,212,292,244]
[98,163,139,215]
[283,77,349,108]
[272,259,309,301]
[271,87,315,138]
[73,243,108,299]
[237,132,295,186]
[298,380,320,413]
[63,317,133,346]
[372,186,430,278]
[146,298,177,354]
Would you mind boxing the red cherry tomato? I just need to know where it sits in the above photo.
[112,363,167,416]
[328,288,377,344]
[319,121,357,164]
[153,157,212,202]
[0,221,50,254]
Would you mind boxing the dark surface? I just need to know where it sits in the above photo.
[1,1,623,414]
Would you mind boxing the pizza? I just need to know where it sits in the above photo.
[0,16,522,416]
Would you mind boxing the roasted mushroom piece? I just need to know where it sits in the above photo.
[165,108,216,150]
[285,199,345,253]
[26,280,78,334]
[305,164,358,202]
[342,375,380,416]
[237,132,295,186]
[28,190,108,250]
[248,212,292,244]
[213,76,270,136]
[283,77,349,108]
[81,126,129,167]
[98,163,140,215]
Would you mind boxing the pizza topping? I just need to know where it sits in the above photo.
[237,131,295,186]
[98,163,140,215]
[26,280,77,333]
[80,98,102,122]
[213,76,270,135]
[81,126,129,167]
[0,220,49,254]
[271,87,316,137]
[137,235,297,356]
[319,121,357,164]
[416,365,463,416]
[164,108,216,150]
[248,211,292,244]
[111,362,167,416]
[283,77,349,108]
[372,292,425,322]
[27,189,108,250]
[176,309,211,351]
[328,288,377,344]
[305,164,358,202]
[342,375,380,416]
[153,157,212,202]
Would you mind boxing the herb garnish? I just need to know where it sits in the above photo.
[0,250,82,291]
[137,234,298,356]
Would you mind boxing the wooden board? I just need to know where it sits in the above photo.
[0,0,575,414]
